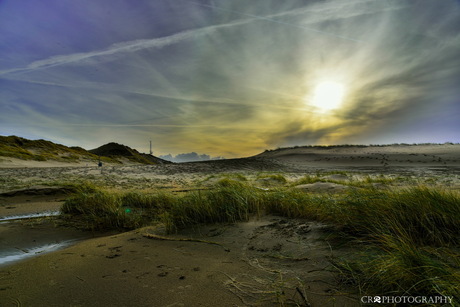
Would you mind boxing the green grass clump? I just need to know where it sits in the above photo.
[61,181,100,194]
[334,235,460,301]
[368,236,459,298]
[261,188,324,219]
[324,187,460,301]
[62,189,141,230]
[355,175,397,187]
[61,179,263,232]
[326,187,460,246]
[215,178,247,188]
[218,173,249,184]
[121,190,176,210]
[62,186,181,230]
[162,179,261,232]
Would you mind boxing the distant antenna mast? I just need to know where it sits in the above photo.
[149,140,153,155]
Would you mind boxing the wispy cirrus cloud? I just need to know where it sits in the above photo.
[1,0,402,76]
[0,29,210,76]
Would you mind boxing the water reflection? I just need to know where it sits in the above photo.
[0,213,101,267]
[0,241,75,267]
[0,211,60,223]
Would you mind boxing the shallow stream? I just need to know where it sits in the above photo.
[0,213,100,267]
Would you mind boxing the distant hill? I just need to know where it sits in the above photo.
[89,142,169,164]
[252,143,460,167]
[0,135,170,165]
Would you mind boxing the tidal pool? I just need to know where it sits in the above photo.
[0,215,101,267]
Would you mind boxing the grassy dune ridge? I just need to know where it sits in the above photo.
[0,135,118,163]
[0,135,167,164]
[61,179,460,302]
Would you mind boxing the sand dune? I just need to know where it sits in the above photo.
[257,144,460,168]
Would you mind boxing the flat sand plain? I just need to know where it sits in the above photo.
[0,144,459,306]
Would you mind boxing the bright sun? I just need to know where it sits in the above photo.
[311,81,345,111]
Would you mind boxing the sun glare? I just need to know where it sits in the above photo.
[311,81,345,111]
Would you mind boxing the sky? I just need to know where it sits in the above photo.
[1,0,460,159]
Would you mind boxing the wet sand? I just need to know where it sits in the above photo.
[0,192,110,269]
[0,216,358,307]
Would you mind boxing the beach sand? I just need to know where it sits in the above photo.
[1,144,459,306]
